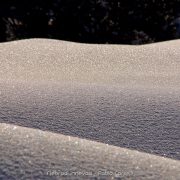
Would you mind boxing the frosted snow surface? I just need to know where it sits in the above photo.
[0,39,180,179]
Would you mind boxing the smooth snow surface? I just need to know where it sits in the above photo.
[0,123,180,179]
[0,39,180,179]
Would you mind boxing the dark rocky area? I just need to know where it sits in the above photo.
[0,0,180,44]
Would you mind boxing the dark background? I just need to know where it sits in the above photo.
[0,0,180,44]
